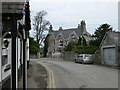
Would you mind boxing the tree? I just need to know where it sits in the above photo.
[77,36,82,45]
[90,23,113,47]
[29,37,40,54]
[82,36,87,46]
[33,11,50,46]
[43,41,48,57]
[73,45,98,54]
[64,42,76,51]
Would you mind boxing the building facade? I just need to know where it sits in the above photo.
[45,20,92,57]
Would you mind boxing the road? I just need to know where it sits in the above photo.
[32,58,118,88]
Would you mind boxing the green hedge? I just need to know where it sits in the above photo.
[73,45,98,54]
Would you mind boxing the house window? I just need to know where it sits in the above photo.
[71,34,74,36]
[59,40,63,47]
[72,36,76,40]
[65,41,68,45]
[2,48,8,66]
[71,34,75,40]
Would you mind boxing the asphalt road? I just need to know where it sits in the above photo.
[33,58,118,88]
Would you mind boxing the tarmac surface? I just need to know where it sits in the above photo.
[38,58,118,88]
[19,58,118,89]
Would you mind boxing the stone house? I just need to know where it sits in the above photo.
[44,20,92,57]
[99,31,120,66]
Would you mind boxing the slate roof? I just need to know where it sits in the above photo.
[106,32,120,45]
[51,28,90,40]
[100,31,120,47]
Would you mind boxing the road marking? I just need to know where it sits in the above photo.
[37,62,56,89]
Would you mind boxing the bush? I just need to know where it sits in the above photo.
[29,37,40,54]
[64,42,77,51]
[73,45,98,54]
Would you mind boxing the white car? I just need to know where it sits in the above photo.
[74,54,93,64]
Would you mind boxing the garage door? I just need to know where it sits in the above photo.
[103,47,116,65]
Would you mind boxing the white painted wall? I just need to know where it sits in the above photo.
[1,38,22,83]
[17,38,21,68]
[2,39,11,81]
[26,38,29,61]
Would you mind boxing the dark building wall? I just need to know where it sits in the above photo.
[2,76,11,89]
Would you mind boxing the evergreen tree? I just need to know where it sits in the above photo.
[43,41,48,57]
[29,37,40,54]
[77,36,82,45]
[82,36,87,46]
[90,23,113,47]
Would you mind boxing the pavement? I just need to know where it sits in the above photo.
[27,60,47,88]
[19,60,48,89]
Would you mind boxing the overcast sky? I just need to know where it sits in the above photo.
[30,0,119,36]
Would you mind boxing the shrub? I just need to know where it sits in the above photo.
[73,45,98,54]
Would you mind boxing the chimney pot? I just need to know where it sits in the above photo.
[49,24,53,32]
[78,24,81,28]
[59,27,63,31]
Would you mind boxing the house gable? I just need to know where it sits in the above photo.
[100,32,119,47]
[56,33,64,40]
[102,35,114,46]
[68,31,78,43]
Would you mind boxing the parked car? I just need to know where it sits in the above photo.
[74,54,93,64]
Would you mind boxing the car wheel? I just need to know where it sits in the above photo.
[81,60,84,64]
[75,59,77,63]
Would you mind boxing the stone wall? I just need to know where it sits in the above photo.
[30,54,39,59]
[93,50,102,64]
[62,51,77,62]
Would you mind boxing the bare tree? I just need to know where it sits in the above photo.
[33,11,50,46]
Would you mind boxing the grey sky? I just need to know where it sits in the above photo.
[30,0,118,36]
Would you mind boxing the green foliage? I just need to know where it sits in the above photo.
[43,41,48,57]
[64,35,98,54]
[29,37,40,54]
[77,36,82,45]
[82,36,87,46]
[73,45,98,54]
[90,23,113,47]
[64,42,76,51]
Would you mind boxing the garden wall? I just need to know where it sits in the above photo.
[62,51,78,62]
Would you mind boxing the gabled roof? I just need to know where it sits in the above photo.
[100,31,120,47]
[51,28,90,40]
[107,32,119,44]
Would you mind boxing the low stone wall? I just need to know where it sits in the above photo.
[62,51,78,62]
[30,54,39,59]
[93,50,102,64]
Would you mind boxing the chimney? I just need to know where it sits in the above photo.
[59,27,63,31]
[78,24,81,28]
[81,20,86,33]
[49,24,53,33]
